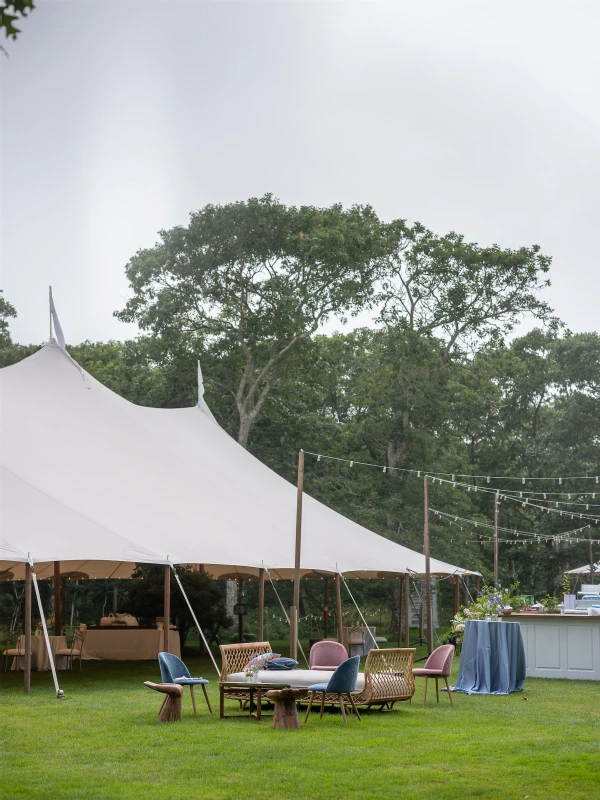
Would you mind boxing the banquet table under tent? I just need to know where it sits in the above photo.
[0,292,478,696]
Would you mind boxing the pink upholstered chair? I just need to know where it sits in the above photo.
[412,644,455,706]
[309,640,348,671]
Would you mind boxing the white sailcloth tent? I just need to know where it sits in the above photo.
[0,339,474,582]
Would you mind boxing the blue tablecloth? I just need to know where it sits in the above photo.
[452,620,526,695]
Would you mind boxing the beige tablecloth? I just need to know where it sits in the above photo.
[341,626,377,656]
[11,634,69,671]
[82,629,180,660]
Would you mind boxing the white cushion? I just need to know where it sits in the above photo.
[226,668,365,691]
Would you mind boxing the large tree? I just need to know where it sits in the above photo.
[116,195,385,447]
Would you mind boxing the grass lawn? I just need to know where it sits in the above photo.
[1,641,600,800]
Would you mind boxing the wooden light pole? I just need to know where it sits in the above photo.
[163,565,171,653]
[494,491,499,588]
[589,530,595,586]
[291,449,304,661]
[24,563,32,694]
[257,568,265,641]
[237,579,244,644]
[53,561,61,636]
[423,476,433,654]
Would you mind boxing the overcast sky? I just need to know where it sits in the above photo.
[1,1,599,345]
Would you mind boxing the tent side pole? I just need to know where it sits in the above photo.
[53,561,61,636]
[424,476,433,654]
[291,449,304,661]
[32,568,63,697]
[335,573,343,645]
[257,568,265,641]
[163,564,171,653]
[323,577,329,638]
[404,573,410,647]
[24,563,32,694]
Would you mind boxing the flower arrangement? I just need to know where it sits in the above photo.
[244,664,260,682]
[443,584,527,645]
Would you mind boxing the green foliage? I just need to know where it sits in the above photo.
[126,565,232,647]
[1,0,34,40]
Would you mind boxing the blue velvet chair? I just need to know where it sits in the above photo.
[304,656,361,725]
[158,652,212,715]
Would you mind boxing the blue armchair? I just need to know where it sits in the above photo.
[158,652,212,715]
[304,656,361,725]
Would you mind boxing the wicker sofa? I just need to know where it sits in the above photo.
[219,642,415,711]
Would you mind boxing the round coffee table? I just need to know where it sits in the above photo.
[265,688,308,729]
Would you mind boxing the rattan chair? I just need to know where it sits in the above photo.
[328,647,416,711]
[219,641,274,710]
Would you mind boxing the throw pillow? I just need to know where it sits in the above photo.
[264,657,298,671]
[243,652,281,671]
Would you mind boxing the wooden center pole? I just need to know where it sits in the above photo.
[237,579,244,644]
[24,563,32,694]
[452,576,460,616]
[163,565,171,653]
[323,577,329,639]
[291,449,304,661]
[397,576,403,647]
[404,573,410,647]
[424,476,433,654]
[494,491,499,588]
[335,573,343,645]
[53,561,61,636]
[257,568,265,642]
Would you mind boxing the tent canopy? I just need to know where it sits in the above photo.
[0,340,478,580]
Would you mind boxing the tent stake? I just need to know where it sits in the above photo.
[291,449,304,661]
[424,476,433,654]
[24,563,32,694]
[163,564,171,653]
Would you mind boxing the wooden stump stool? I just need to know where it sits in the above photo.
[144,681,183,722]
[266,688,307,730]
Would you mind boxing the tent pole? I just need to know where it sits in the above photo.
[171,566,220,676]
[494,491,499,588]
[335,573,343,646]
[31,567,63,697]
[397,576,403,647]
[453,575,460,616]
[53,561,61,636]
[237,579,244,643]
[257,568,265,641]
[291,449,304,661]
[589,530,595,586]
[163,564,171,653]
[24,563,32,694]
[404,574,410,647]
[323,577,329,638]
[423,476,433,654]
